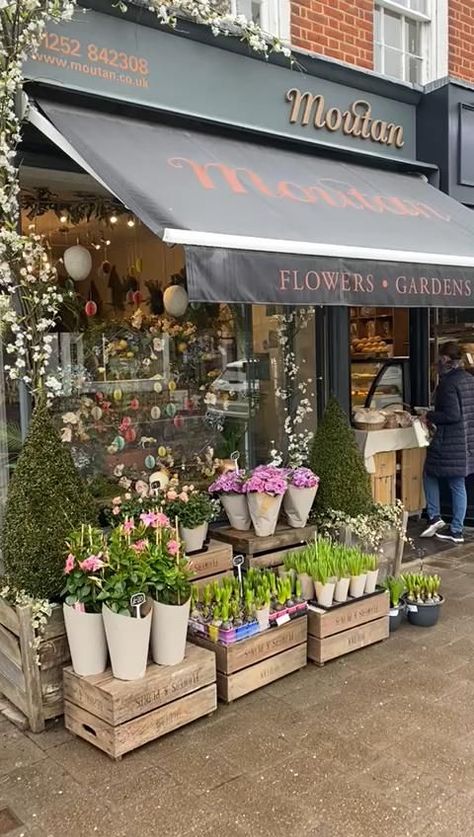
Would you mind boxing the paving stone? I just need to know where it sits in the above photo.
[0,729,46,778]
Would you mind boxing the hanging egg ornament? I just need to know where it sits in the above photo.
[113,388,123,402]
[130,398,140,411]
[168,380,177,392]
[166,402,177,418]
[163,285,188,318]
[173,415,184,429]
[84,300,97,317]
[158,446,167,458]
[132,290,142,306]
[64,245,92,282]
[91,406,102,421]
[153,381,163,394]
[151,406,161,420]
[126,289,134,304]
[145,454,156,470]
[125,427,136,443]
[113,435,125,451]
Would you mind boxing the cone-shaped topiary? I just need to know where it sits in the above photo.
[2,398,97,599]
[310,396,373,517]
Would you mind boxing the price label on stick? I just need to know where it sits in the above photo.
[233,554,245,596]
[130,592,146,619]
[230,451,240,472]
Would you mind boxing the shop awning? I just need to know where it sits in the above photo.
[29,98,474,307]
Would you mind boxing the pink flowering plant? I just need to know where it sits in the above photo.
[135,510,193,606]
[96,521,152,616]
[164,484,216,529]
[288,467,320,489]
[62,525,107,613]
[243,465,289,497]
[208,469,247,495]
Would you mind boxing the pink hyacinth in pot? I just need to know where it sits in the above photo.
[243,465,289,537]
[284,467,320,529]
[209,469,251,531]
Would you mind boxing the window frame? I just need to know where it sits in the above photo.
[374,0,448,85]
[230,0,290,41]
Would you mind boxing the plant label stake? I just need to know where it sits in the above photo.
[130,592,146,619]
[230,451,240,473]
[233,554,245,597]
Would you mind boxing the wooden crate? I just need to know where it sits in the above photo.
[63,643,217,759]
[189,540,233,588]
[307,591,389,666]
[0,600,70,733]
[210,524,317,570]
[401,447,426,514]
[370,452,396,505]
[190,616,307,703]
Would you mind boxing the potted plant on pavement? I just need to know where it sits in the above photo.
[364,554,380,594]
[144,511,194,666]
[97,520,152,681]
[208,469,250,530]
[383,575,406,631]
[62,525,108,676]
[165,485,215,553]
[284,467,320,528]
[243,465,288,537]
[402,571,443,627]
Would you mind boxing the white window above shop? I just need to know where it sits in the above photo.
[374,0,448,85]
[230,0,290,41]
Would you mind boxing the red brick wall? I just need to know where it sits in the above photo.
[290,0,374,69]
[449,0,474,83]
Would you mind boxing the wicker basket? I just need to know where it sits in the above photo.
[353,420,385,431]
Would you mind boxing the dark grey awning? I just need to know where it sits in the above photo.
[29,98,474,306]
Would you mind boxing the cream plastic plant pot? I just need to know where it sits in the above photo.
[151,598,191,666]
[365,569,379,594]
[247,492,283,537]
[179,522,208,553]
[350,574,367,598]
[298,572,314,600]
[221,493,251,530]
[102,603,152,681]
[334,577,350,603]
[256,605,270,632]
[314,581,336,608]
[63,604,107,677]
[283,485,318,528]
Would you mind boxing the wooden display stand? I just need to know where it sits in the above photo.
[307,591,389,666]
[63,643,217,759]
[400,447,426,514]
[210,524,317,571]
[189,539,234,590]
[370,452,396,505]
[190,616,307,703]
[0,600,70,733]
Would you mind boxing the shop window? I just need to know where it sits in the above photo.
[14,171,316,503]
[230,0,290,40]
[374,1,447,85]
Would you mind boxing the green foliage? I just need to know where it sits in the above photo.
[165,491,215,529]
[96,525,151,615]
[383,575,406,608]
[310,397,372,517]
[402,572,441,603]
[2,400,97,600]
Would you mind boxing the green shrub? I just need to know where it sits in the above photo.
[310,396,372,517]
[2,399,97,600]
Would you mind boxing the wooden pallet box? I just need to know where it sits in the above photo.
[189,540,233,590]
[190,615,307,703]
[64,643,217,759]
[307,591,389,666]
[0,599,70,733]
[210,524,317,570]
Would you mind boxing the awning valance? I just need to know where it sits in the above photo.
[29,98,474,306]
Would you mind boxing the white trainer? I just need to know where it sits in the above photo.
[420,518,446,538]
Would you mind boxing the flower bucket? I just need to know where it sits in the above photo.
[221,493,251,531]
[283,485,318,528]
[151,598,191,666]
[334,577,350,603]
[298,572,314,601]
[314,581,336,608]
[102,603,151,681]
[349,574,367,598]
[180,522,208,553]
[256,605,270,632]
[63,604,107,677]
[365,569,379,594]
[247,492,283,537]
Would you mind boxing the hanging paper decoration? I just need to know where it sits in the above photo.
[64,245,92,282]
[149,470,169,490]
[151,406,161,420]
[153,381,163,394]
[130,398,140,410]
[100,260,111,276]
[113,388,123,402]
[168,380,177,392]
[84,300,97,317]
[145,454,156,469]
[158,446,167,458]
[166,402,177,418]
[132,290,142,306]
[91,406,102,421]
[173,415,184,429]
[163,285,188,318]
[184,398,194,412]
[113,435,125,451]
[124,427,137,443]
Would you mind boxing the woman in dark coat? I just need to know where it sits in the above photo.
[421,341,474,543]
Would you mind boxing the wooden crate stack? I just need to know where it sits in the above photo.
[370,449,426,514]
[63,643,217,759]
[190,616,307,703]
[210,523,317,571]
[307,590,389,666]
[189,539,234,590]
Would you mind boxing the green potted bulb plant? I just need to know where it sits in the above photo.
[294,550,314,600]
[364,554,380,594]
[165,485,215,553]
[383,576,406,631]
[347,550,368,598]
[333,545,351,603]
[402,572,443,627]
[144,511,194,666]
[97,519,152,681]
[62,525,108,677]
